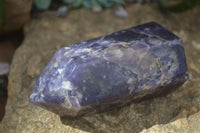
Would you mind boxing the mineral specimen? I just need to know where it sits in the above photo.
[30,22,188,117]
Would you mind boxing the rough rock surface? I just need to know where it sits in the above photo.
[141,112,200,133]
[0,3,200,133]
[2,0,34,33]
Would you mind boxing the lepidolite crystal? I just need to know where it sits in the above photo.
[30,22,188,117]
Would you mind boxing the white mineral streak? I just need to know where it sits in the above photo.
[148,38,162,45]
[80,55,86,59]
[30,93,38,101]
[62,81,73,90]
[74,91,82,108]
[114,32,119,35]
[30,92,45,103]
[64,47,70,50]
[127,78,136,93]
[75,48,92,54]
[66,58,73,65]
[127,78,134,84]
[58,69,64,74]
[30,78,46,103]
[105,46,124,59]
[61,81,82,109]
[64,51,70,57]
[101,40,110,44]
[168,51,179,79]
[54,62,58,67]
[62,93,72,109]
[68,66,77,78]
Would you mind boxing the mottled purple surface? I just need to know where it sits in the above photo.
[30,22,188,117]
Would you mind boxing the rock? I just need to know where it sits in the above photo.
[0,4,200,133]
[56,6,68,17]
[192,41,200,50]
[30,22,188,117]
[34,0,52,11]
[0,41,17,62]
[2,0,34,33]
[27,54,43,78]
[114,6,128,18]
[141,111,200,133]
[92,5,103,13]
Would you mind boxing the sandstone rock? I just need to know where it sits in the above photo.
[141,111,200,133]
[0,4,200,133]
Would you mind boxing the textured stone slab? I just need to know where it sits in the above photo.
[141,112,200,133]
[29,22,188,117]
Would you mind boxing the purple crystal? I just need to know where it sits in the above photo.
[30,22,188,117]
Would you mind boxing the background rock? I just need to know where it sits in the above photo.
[2,0,34,33]
[0,3,200,133]
[141,112,200,133]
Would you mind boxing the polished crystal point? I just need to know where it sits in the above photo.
[30,22,188,117]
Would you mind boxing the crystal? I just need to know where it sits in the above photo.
[29,22,188,117]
